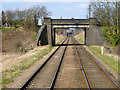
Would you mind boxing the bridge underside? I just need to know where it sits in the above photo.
[37,17,103,46]
[53,25,89,29]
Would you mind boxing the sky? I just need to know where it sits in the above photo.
[1,0,90,24]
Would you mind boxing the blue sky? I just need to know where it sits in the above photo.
[2,1,90,24]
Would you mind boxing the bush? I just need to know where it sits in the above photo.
[101,26,120,46]
[101,26,108,39]
[14,25,20,28]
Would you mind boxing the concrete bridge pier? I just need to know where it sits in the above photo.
[44,17,56,46]
[84,28,87,45]
[86,18,103,45]
[44,17,53,46]
[86,18,97,45]
[52,28,56,46]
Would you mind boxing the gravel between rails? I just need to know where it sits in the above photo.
[54,38,88,88]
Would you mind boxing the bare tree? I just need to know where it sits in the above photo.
[118,2,120,32]
[2,11,6,26]
[6,10,15,26]
[89,1,120,46]
[89,4,91,18]
[24,5,51,30]
[4,5,51,31]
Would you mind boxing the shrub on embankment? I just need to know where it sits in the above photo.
[101,26,120,47]
[2,26,38,53]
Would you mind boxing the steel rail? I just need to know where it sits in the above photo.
[49,38,69,90]
[73,38,120,89]
[72,38,91,90]
[19,38,68,90]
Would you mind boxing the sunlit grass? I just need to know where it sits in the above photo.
[56,38,65,45]
[2,27,17,32]
[88,46,119,74]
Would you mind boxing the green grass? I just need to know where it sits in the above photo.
[2,77,13,85]
[33,34,38,41]
[74,35,85,44]
[88,46,119,74]
[2,46,54,88]
[36,26,41,31]
[2,27,17,32]
[78,38,84,44]
[56,38,65,45]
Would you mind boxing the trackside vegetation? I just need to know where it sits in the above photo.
[2,46,53,88]
[88,1,120,47]
[88,46,119,75]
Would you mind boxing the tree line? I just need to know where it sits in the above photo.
[88,1,120,46]
[1,5,51,31]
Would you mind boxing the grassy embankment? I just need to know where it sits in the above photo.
[56,38,65,45]
[2,46,53,88]
[1,26,51,87]
[56,34,66,45]
[2,27,17,32]
[2,27,65,88]
[74,32,85,44]
[87,46,119,74]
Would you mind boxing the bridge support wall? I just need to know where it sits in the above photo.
[44,17,53,45]
[86,18,103,45]
[37,25,48,46]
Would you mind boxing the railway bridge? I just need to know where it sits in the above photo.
[37,17,103,46]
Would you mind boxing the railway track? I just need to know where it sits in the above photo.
[54,37,88,88]
[72,37,120,89]
[19,38,69,90]
[19,37,120,89]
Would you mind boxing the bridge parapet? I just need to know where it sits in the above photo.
[51,19,89,25]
